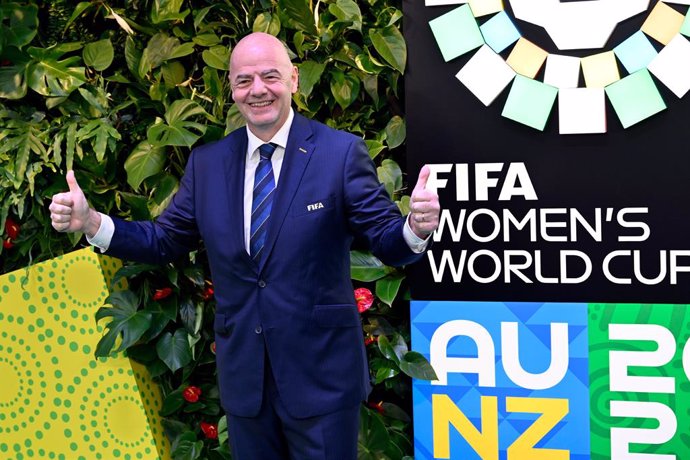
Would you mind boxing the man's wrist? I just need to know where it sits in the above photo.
[84,209,101,238]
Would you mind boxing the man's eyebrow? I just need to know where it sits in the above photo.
[232,69,282,80]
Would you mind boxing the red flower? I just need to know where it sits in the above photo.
[354,287,374,313]
[200,422,218,439]
[2,238,13,249]
[4,218,19,240]
[152,287,173,301]
[210,342,216,354]
[182,386,202,403]
[368,400,385,415]
[364,336,378,347]
[201,286,214,301]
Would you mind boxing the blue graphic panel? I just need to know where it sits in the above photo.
[411,301,590,460]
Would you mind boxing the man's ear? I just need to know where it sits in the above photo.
[291,65,299,94]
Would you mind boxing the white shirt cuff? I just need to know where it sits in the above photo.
[403,214,430,253]
[85,213,114,252]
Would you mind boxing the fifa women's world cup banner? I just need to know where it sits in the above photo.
[404,0,690,458]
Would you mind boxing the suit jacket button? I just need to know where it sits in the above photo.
[254,326,263,334]
[258,280,266,288]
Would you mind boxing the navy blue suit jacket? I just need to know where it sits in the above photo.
[106,113,423,418]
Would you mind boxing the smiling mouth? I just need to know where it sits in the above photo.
[250,101,273,108]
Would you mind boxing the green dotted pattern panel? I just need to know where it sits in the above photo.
[0,248,170,459]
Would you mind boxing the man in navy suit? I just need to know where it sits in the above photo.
[50,32,440,459]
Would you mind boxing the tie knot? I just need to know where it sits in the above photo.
[259,143,277,160]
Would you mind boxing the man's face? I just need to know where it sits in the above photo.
[229,36,298,140]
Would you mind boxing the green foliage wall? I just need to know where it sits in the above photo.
[0,1,431,459]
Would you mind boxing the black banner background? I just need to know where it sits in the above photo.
[404,0,690,303]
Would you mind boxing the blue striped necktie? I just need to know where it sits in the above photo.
[250,143,277,262]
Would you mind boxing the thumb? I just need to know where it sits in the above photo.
[66,170,81,194]
[413,165,430,192]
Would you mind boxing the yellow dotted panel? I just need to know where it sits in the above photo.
[0,248,171,460]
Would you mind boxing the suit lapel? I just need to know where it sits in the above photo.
[222,131,255,268]
[259,114,314,271]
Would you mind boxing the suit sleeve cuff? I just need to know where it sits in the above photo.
[86,213,114,252]
[403,214,430,253]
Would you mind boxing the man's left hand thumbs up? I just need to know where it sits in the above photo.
[409,165,440,239]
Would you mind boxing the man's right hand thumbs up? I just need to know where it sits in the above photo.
[49,171,100,237]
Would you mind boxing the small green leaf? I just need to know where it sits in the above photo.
[151,0,189,24]
[202,45,229,71]
[329,0,362,32]
[384,116,405,149]
[253,12,281,36]
[375,273,403,307]
[147,99,208,148]
[365,139,385,160]
[398,351,438,381]
[279,0,318,35]
[350,250,389,282]
[369,26,407,73]
[124,141,167,190]
[298,61,325,99]
[377,334,399,365]
[159,388,185,416]
[359,406,390,452]
[124,36,141,79]
[169,42,195,60]
[330,69,360,110]
[95,290,153,356]
[0,48,29,99]
[192,33,221,47]
[156,329,193,372]
[377,158,402,198]
[179,298,197,335]
[83,39,114,71]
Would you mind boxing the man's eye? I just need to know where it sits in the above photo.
[264,75,280,82]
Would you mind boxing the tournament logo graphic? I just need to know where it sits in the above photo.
[426,0,690,133]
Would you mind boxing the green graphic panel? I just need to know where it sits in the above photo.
[589,303,690,458]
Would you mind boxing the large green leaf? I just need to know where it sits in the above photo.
[369,25,407,73]
[26,48,86,97]
[0,3,38,52]
[298,60,325,99]
[156,329,193,372]
[350,250,389,282]
[124,141,167,190]
[147,99,208,147]
[95,290,153,357]
[83,39,114,71]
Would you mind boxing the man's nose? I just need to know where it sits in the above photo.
[249,76,268,94]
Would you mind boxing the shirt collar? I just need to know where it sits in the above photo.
[246,108,294,158]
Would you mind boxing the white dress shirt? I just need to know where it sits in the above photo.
[88,108,428,253]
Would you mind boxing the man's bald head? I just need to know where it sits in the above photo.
[230,32,292,73]
[228,32,299,141]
